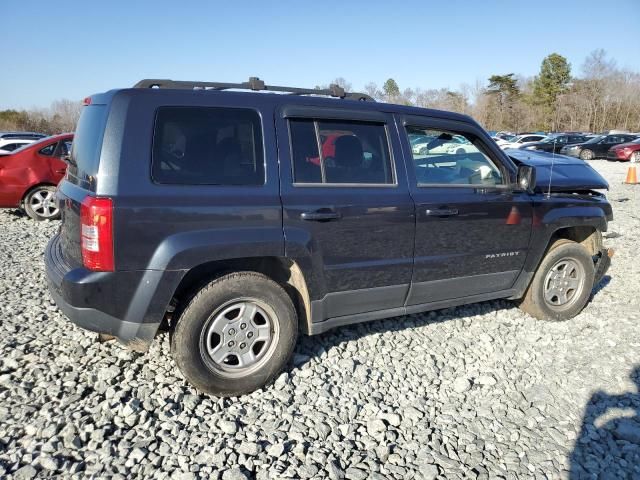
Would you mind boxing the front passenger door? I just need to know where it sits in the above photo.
[399,116,533,306]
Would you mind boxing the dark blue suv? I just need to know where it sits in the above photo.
[45,78,613,396]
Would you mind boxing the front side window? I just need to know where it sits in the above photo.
[152,107,264,185]
[406,126,503,186]
[290,119,394,185]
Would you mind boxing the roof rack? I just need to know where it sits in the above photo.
[133,77,375,102]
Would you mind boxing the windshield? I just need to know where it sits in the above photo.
[584,135,605,144]
[540,136,562,144]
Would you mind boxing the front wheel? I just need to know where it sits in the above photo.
[579,149,594,160]
[171,272,298,396]
[518,239,595,321]
[23,185,60,220]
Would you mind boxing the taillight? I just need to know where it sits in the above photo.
[80,196,114,271]
[82,96,92,106]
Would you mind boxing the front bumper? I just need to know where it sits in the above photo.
[45,234,181,352]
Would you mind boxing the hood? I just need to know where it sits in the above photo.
[506,148,609,191]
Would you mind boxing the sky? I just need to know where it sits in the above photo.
[1,0,639,110]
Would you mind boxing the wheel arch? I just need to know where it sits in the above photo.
[20,182,57,206]
[169,256,312,335]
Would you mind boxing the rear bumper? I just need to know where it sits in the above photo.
[45,234,183,352]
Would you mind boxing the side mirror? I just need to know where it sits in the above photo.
[60,153,71,162]
[516,164,536,194]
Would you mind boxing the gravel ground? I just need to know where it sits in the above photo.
[1,160,639,480]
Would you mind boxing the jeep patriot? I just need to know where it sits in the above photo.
[45,78,613,396]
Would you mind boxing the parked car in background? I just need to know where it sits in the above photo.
[0,138,35,153]
[606,137,640,162]
[522,134,589,154]
[0,133,73,220]
[560,134,638,160]
[412,132,479,155]
[498,134,547,150]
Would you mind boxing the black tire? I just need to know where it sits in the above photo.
[170,272,297,396]
[579,149,594,161]
[23,185,60,221]
[518,239,595,321]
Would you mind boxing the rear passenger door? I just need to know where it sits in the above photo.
[276,107,415,321]
[398,115,532,305]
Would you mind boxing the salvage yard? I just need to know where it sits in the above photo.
[0,160,639,479]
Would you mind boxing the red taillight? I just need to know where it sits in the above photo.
[80,196,114,271]
[82,96,92,106]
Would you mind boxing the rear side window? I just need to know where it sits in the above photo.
[39,143,57,156]
[289,119,394,185]
[152,107,264,185]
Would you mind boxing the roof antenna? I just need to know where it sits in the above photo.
[546,136,556,198]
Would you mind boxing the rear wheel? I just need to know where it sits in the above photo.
[518,239,595,321]
[23,185,59,220]
[579,149,594,160]
[170,272,297,396]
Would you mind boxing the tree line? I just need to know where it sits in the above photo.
[330,49,640,133]
[2,49,638,135]
[0,99,81,135]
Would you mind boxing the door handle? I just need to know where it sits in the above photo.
[425,208,459,217]
[300,210,341,221]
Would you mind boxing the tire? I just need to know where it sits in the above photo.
[170,272,298,396]
[23,185,60,221]
[631,151,640,163]
[518,239,595,321]
[579,149,594,161]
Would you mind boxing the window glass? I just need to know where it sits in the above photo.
[290,119,394,184]
[406,126,503,186]
[39,142,57,156]
[152,107,264,185]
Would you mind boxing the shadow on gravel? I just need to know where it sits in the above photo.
[6,209,26,218]
[295,299,513,358]
[591,275,612,297]
[570,366,640,479]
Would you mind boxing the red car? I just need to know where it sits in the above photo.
[607,137,640,162]
[0,133,73,220]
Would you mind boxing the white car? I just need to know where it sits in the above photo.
[0,138,35,154]
[412,134,478,155]
[499,134,547,150]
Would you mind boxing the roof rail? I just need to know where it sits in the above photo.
[133,77,375,102]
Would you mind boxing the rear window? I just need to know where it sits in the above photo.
[152,106,264,185]
[67,105,108,188]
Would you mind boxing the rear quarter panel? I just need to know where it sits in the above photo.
[103,91,284,273]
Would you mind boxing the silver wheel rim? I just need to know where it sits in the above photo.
[200,298,279,377]
[582,150,592,160]
[632,152,640,163]
[543,258,585,308]
[29,189,58,218]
